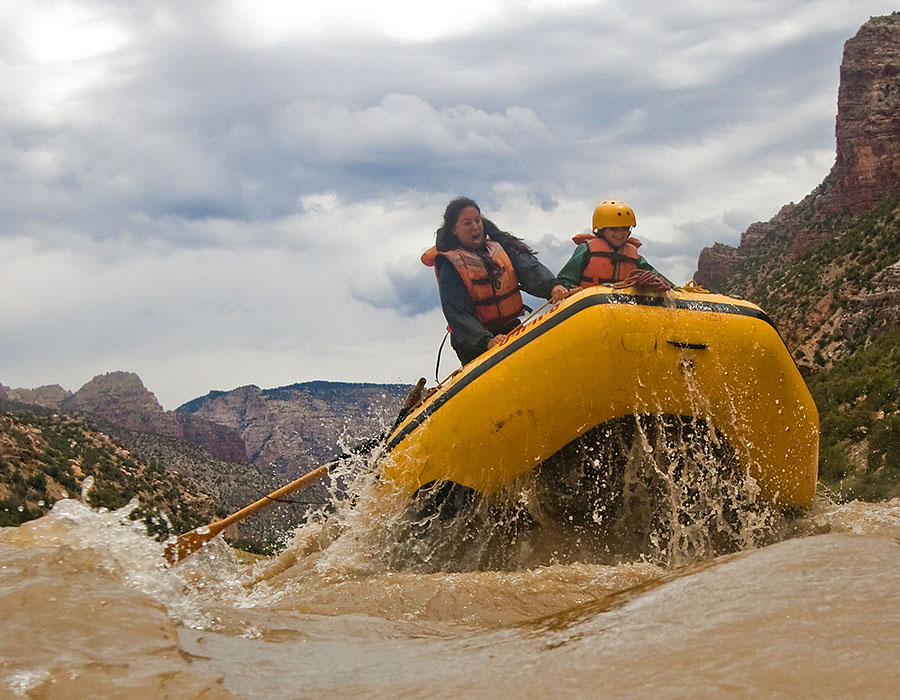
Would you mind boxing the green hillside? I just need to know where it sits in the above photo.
[0,405,214,537]
[806,329,900,501]
[713,192,900,501]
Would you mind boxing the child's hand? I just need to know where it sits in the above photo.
[613,270,672,291]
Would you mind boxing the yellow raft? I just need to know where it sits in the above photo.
[376,284,819,512]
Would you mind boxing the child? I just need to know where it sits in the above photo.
[558,200,672,291]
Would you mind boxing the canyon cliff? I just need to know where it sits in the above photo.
[693,13,900,498]
[176,381,410,479]
[694,13,900,372]
[696,13,900,291]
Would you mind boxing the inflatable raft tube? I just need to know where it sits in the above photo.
[375,284,819,512]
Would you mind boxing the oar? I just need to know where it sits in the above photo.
[163,377,428,565]
[163,461,335,565]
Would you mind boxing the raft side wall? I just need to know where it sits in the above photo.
[378,288,819,509]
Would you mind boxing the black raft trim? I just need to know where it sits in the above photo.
[383,293,776,455]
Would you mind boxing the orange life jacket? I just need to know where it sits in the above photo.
[421,241,524,327]
[572,232,642,288]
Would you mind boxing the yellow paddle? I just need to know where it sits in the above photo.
[163,377,427,566]
[163,461,333,565]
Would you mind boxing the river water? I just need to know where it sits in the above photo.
[2,470,900,698]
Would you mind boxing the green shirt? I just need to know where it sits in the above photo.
[557,242,668,288]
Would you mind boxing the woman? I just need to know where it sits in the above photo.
[422,197,568,364]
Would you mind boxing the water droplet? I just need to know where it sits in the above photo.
[80,476,95,502]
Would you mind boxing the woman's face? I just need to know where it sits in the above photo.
[453,206,485,251]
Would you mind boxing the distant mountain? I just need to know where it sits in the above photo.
[176,380,412,479]
[694,13,900,500]
[1,373,412,548]
[0,383,72,408]
[60,371,250,463]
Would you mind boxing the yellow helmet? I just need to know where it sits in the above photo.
[592,200,636,231]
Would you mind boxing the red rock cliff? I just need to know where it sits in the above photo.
[695,13,900,288]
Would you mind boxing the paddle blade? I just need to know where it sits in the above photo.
[163,526,217,565]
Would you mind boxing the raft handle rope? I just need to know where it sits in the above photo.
[435,330,450,383]
[519,299,552,325]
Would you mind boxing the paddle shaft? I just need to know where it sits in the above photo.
[164,462,334,564]
[210,463,331,536]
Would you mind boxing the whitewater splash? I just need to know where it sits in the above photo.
[292,409,787,578]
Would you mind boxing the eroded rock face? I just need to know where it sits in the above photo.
[695,14,900,288]
[739,222,774,251]
[175,413,250,463]
[826,14,900,216]
[56,371,249,463]
[177,381,411,479]
[63,371,169,432]
[695,243,741,289]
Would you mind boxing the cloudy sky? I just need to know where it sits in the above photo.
[2,0,896,409]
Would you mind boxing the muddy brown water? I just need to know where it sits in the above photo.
[2,485,900,698]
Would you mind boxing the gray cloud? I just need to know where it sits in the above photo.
[351,258,440,316]
[2,0,897,407]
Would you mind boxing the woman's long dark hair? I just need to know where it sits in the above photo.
[435,197,537,257]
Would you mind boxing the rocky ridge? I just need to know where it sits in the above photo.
[696,13,900,290]
[0,384,73,408]
[691,13,900,498]
[177,381,411,479]
[3,372,249,463]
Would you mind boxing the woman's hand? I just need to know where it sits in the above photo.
[550,284,570,302]
[487,334,508,349]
